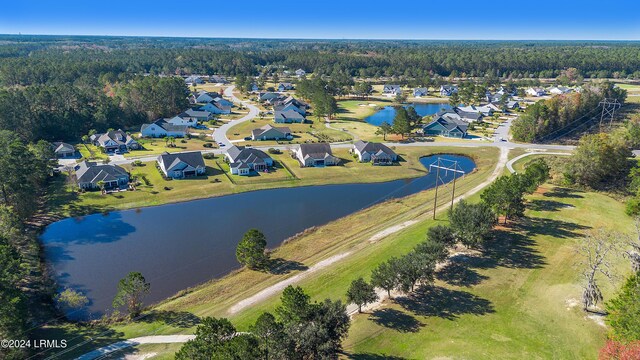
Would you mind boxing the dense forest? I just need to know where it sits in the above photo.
[1,36,640,86]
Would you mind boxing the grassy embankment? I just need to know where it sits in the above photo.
[40,146,499,358]
[48,146,457,219]
[344,183,632,359]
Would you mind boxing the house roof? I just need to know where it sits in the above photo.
[278,82,294,89]
[141,119,189,133]
[252,124,291,138]
[92,129,136,147]
[275,109,305,121]
[157,151,205,171]
[353,140,396,157]
[225,145,272,163]
[184,108,212,118]
[383,84,401,92]
[297,143,333,160]
[53,142,74,153]
[426,116,468,133]
[75,161,128,184]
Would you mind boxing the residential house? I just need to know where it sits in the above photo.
[294,143,339,167]
[525,87,546,97]
[225,146,274,176]
[458,105,495,117]
[382,84,401,97]
[157,151,206,179]
[90,129,140,152]
[209,75,227,84]
[166,113,199,127]
[549,86,572,95]
[295,69,306,77]
[183,108,213,121]
[52,142,76,158]
[251,124,292,141]
[275,109,306,123]
[439,85,458,96]
[278,83,295,92]
[250,83,259,92]
[274,102,305,116]
[505,101,520,111]
[185,75,204,85]
[195,91,221,104]
[259,92,282,102]
[452,108,483,123]
[273,96,308,113]
[422,116,468,138]
[200,101,232,115]
[75,161,129,190]
[352,140,398,165]
[413,88,428,97]
[140,119,188,138]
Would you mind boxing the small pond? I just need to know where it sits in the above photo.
[364,103,450,126]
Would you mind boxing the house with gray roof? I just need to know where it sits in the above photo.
[277,83,294,92]
[275,109,306,123]
[75,161,129,190]
[140,119,188,138]
[295,69,306,77]
[259,92,282,102]
[224,146,274,176]
[294,143,339,167]
[413,88,429,97]
[422,115,468,138]
[439,85,458,96]
[352,140,398,165]
[195,91,221,104]
[209,75,227,84]
[382,84,401,97]
[185,75,204,85]
[157,151,206,179]
[52,142,76,158]
[90,129,140,153]
[251,124,292,141]
[200,100,231,115]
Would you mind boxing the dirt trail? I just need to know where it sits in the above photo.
[229,147,509,315]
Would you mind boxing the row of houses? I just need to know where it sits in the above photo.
[258,92,309,124]
[184,75,227,86]
[382,84,460,98]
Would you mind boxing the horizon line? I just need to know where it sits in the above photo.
[1,33,639,42]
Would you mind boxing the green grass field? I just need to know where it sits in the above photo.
[124,136,217,158]
[227,116,352,145]
[343,185,633,359]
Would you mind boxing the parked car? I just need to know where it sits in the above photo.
[244,136,252,141]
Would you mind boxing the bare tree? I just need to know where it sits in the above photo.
[575,228,623,312]
[624,219,640,273]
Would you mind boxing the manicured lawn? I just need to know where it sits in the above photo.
[47,146,466,218]
[343,185,633,359]
[227,116,352,145]
[77,143,108,161]
[124,136,217,158]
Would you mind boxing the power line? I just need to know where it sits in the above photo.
[429,158,465,219]
[599,98,622,131]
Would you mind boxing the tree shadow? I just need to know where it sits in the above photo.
[527,199,571,212]
[478,229,547,269]
[32,323,126,359]
[542,187,584,199]
[343,352,408,360]
[139,310,201,328]
[368,308,423,333]
[396,285,494,320]
[519,217,590,239]
[266,258,309,275]
[437,259,489,287]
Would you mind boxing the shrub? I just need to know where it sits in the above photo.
[203,142,213,148]
[268,148,282,154]
[203,153,216,159]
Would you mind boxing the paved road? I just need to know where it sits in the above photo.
[212,86,260,147]
[506,151,572,173]
[73,335,195,360]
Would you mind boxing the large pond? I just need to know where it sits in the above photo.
[42,154,476,319]
[365,103,450,126]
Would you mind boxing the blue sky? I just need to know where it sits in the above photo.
[1,0,639,40]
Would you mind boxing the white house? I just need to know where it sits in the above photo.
[549,86,572,95]
[295,69,306,77]
[352,140,398,165]
[157,151,206,179]
[382,84,401,97]
[294,143,339,167]
[526,87,546,97]
[140,119,188,138]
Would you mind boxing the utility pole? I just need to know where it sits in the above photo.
[599,98,622,130]
[430,158,466,220]
[432,158,441,220]
[450,160,458,211]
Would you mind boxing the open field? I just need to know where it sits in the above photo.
[47,146,459,219]
[40,146,499,358]
[617,83,640,104]
[343,184,633,359]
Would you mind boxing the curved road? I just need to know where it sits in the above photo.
[212,85,260,147]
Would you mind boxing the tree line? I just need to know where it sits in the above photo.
[0,130,56,359]
[511,82,626,143]
[0,75,188,142]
